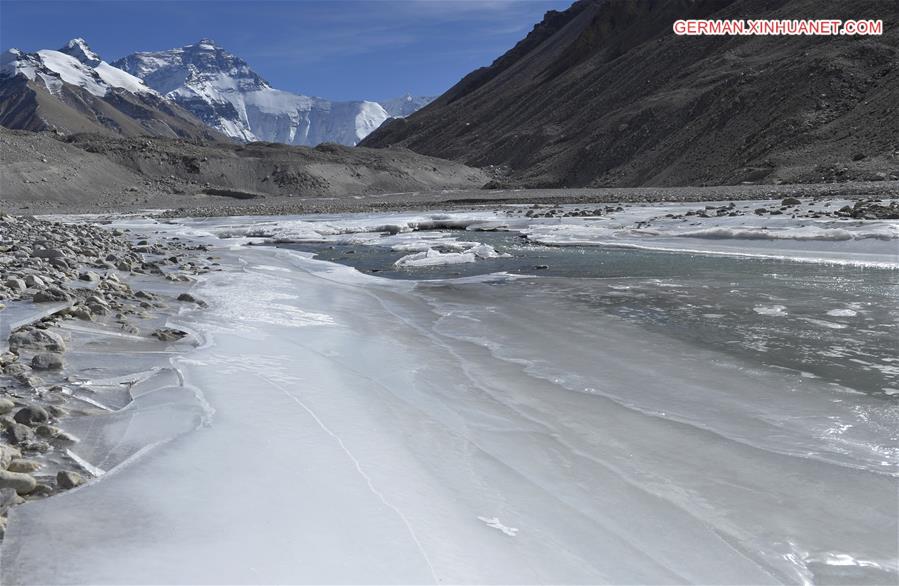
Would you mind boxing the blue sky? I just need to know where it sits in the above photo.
[0,0,570,101]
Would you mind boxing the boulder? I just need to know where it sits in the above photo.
[35,424,61,438]
[5,423,34,445]
[8,329,66,353]
[13,405,49,426]
[0,444,22,469]
[78,271,101,282]
[33,287,72,303]
[7,459,41,473]
[0,470,36,495]
[56,470,85,490]
[70,307,94,321]
[5,278,26,292]
[31,353,63,370]
[24,274,46,288]
[0,398,15,415]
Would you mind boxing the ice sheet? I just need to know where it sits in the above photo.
[3,213,896,585]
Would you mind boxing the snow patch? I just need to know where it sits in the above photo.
[754,305,788,317]
[477,516,519,537]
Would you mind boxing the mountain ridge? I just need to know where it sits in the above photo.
[362,0,899,187]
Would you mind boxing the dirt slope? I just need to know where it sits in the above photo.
[0,129,488,209]
[362,0,899,188]
[0,128,145,208]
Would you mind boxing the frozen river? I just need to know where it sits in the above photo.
[4,203,897,584]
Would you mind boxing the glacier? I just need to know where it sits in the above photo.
[2,207,896,584]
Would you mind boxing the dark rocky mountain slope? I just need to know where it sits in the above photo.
[362,0,898,187]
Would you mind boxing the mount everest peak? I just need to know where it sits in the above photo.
[114,39,433,146]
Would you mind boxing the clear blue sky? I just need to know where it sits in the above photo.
[0,0,570,101]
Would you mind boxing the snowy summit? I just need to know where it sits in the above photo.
[1,38,156,98]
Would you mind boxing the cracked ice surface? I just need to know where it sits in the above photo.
[3,217,896,585]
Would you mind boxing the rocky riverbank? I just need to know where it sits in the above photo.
[0,213,213,538]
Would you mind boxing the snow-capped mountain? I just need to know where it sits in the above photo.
[113,40,432,146]
[0,39,223,140]
[2,38,156,98]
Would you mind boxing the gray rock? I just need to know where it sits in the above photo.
[46,405,67,419]
[87,294,109,307]
[4,363,30,377]
[33,287,72,303]
[0,398,15,415]
[30,483,53,495]
[7,459,41,473]
[70,307,94,321]
[0,487,24,515]
[31,248,65,260]
[13,405,49,425]
[5,423,35,445]
[8,329,66,353]
[0,444,22,469]
[53,430,78,443]
[35,424,61,438]
[56,470,85,489]
[24,274,46,288]
[5,278,26,292]
[0,470,37,494]
[78,271,101,282]
[152,328,188,342]
[31,352,63,370]
[177,292,207,307]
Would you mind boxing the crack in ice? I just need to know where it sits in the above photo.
[258,373,439,584]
